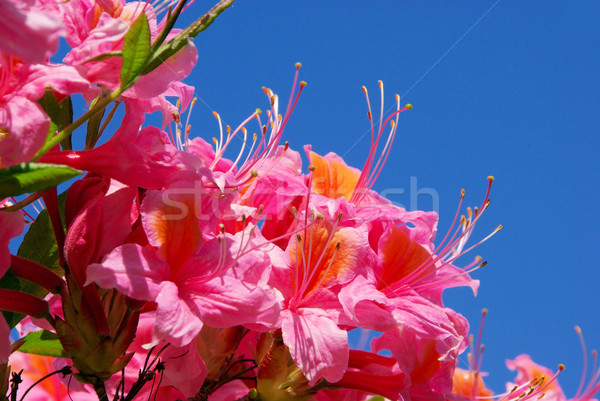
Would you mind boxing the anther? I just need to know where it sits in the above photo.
[308,165,316,172]
[405,104,413,109]
[251,170,258,178]
[295,62,302,68]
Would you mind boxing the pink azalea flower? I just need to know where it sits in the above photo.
[58,0,198,118]
[63,174,137,286]
[505,355,567,401]
[502,329,600,401]
[0,0,63,63]
[371,326,459,401]
[269,213,377,384]
[7,352,97,400]
[326,350,410,400]
[87,185,280,347]
[105,313,207,399]
[0,55,90,167]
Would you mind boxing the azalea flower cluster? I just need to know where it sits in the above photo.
[0,1,597,401]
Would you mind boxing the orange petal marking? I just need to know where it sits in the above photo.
[309,151,360,200]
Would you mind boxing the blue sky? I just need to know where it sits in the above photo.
[175,0,600,393]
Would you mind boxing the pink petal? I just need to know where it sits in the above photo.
[0,1,63,62]
[154,281,204,347]
[338,275,396,332]
[389,292,468,358]
[63,13,129,88]
[19,64,92,100]
[281,308,348,384]
[128,41,198,99]
[98,185,137,256]
[506,355,566,401]
[182,272,280,329]
[0,96,49,167]
[86,244,170,300]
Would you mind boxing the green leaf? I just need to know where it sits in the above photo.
[86,101,106,149]
[84,51,123,63]
[18,330,66,358]
[120,12,151,88]
[37,88,74,150]
[0,163,81,198]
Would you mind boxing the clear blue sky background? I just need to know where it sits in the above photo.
[8,0,598,395]
[174,0,599,393]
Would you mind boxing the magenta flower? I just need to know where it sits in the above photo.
[87,185,281,347]
[0,55,90,167]
[0,0,63,63]
[268,210,377,384]
[7,352,97,400]
[505,355,566,401]
[371,326,461,401]
[105,313,207,399]
[59,0,198,113]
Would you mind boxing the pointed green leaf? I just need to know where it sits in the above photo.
[37,88,73,150]
[0,163,81,198]
[18,330,66,358]
[120,12,151,88]
[85,51,123,63]
[86,102,106,150]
